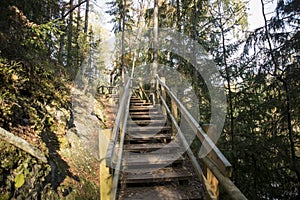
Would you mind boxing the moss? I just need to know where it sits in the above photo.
[58,136,71,149]
[0,193,10,200]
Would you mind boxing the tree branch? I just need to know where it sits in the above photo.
[63,0,87,19]
[0,127,47,163]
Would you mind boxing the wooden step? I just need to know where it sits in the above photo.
[129,107,157,112]
[123,168,192,184]
[130,102,152,106]
[122,152,184,167]
[130,97,141,100]
[130,101,146,104]
[129,111,160,115]
[118,185,204,200]
[126,126,171,133]
[130,99,145,103]
[127,119,166,126]
[129,114,164,120]
[130,105,153,108]
[125,133,172,142]
[124,142,181,152]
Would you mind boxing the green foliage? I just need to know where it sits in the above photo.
[0,1,101,199]
[106,0,133,33]
[220,0,300,198]
[0,140,51,198]
[14,173,25,188]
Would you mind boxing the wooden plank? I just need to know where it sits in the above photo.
[130,105,153,108]
[128,111,160,115]
[130,103,152,106]
[160,77,167,116]
[118,185,203,200]
[125,133,172,141]
[171,95,178,135]
[106,80,131,166]
[129,107,156,111]
[99,129,112,200]
[130,98,145,101]
[129,114,165,120]
[123,168,192,183]
[124,142,181,151]
[109,79,132,200]
[122,152,184,166]
[127,126,171,132]
[203,157,248,200]
[127,119,166,125]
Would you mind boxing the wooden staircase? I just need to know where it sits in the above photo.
[117,96,204,200]
[104,76,247,200]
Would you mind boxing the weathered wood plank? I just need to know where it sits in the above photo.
[124,168,192,183]
[119,185,203,200]
[124,142,180,151]
[122,152,184,167]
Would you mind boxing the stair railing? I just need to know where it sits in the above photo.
[105,76,133,200]
[156,75,247,200]
[135,79,151,102]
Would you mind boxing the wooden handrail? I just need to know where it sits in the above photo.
[106,78,131,167]
[156,75,247,200]
[105,77,132,200]
[156,75,232,177]
[110,89,132,200]
[106,65,135,200]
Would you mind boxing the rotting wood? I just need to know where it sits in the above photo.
[0,127,47,163]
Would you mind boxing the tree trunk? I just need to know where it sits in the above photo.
[260,0,277,75]
[76,0,81,67]
[151,0,158,93]
[121,0,126,85]
[84,0,89,34]
[67,0,74,77]
[58,3,66,65]
[176,0,181,32]
[219,13,236,180]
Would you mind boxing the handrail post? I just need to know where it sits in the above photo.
[160,77,167,116]
[155,76,159,105]
[171,85,178,136]
[202,124,219,200]
[138,80,144,100]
